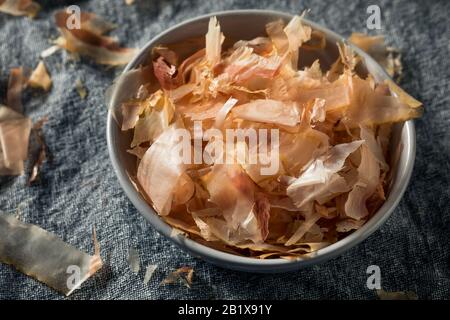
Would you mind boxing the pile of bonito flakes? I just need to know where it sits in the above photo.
[119,15,422,259]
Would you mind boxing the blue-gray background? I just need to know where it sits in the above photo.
[0,0,449,300]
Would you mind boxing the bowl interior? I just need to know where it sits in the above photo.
[107,10,415,272]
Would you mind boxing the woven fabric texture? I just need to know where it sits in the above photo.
[0,0,449,299]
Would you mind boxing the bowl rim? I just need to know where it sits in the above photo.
[106,9,416,272]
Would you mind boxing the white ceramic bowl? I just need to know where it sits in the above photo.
[107,10,416,273]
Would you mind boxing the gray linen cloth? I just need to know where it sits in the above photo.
[0,0,449,299]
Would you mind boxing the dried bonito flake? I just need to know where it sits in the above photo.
[0,214,102,296]
[0,0,40,18]
[143,264,157,284]
[116,15,423,259]
[127,247,140,274]
[54,9,138,66]
[28,117,48,184]
[285,140,364,208]
[75,78,88,99]
[349,33,403,81]
[28,61,52,92]
[161,266,194,288]
[0,105,32,175]
[1,67,34,176]
[7,67,26,114]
